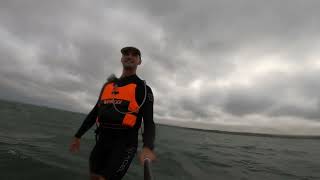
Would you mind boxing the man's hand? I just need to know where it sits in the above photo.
[139,147,156,165]
[69,137,81,153]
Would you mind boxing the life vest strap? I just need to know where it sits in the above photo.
[98,122,129,130]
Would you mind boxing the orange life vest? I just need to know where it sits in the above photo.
[97,82,140,128]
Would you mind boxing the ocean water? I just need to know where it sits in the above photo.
[0,99,319,180]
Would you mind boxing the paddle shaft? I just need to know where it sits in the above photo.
[144,158,153,180]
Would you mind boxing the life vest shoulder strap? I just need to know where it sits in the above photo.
[98,82,111,101]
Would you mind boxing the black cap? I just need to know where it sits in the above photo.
[121,46,141,57]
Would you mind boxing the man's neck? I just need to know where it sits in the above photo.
[120,70,136,78]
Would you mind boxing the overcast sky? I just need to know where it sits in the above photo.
[1,0,320,135]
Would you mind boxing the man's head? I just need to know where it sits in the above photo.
[120,46,142,70]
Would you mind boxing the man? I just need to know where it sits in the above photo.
[69,46,156,180]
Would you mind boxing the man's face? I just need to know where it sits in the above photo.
[121,51,141,70]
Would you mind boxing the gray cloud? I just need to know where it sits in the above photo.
[1,0,320,134]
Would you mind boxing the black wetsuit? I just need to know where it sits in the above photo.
[74,74,155,180]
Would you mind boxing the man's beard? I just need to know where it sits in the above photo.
[123,62,137,70]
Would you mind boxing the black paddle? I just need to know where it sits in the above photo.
[144,158,153,180]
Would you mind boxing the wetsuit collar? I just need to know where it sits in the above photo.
[119,74,138,81]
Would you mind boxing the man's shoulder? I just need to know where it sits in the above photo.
[146,84,153,93]
[106,74,118,83]
[134,78,154,101]
[135,78,153,91]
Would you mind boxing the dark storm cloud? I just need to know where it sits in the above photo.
[1,0,320,134]
[116,0,320,54]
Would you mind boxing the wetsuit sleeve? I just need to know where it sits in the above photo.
[74,82,108,138]
[139,85,155,150]
[74,103,98,138]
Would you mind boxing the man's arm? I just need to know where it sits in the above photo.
[141,85,155,150]
[74,103,99,138]
[70,103,98,153]
[74,81,110,138]
[137,84,156,165]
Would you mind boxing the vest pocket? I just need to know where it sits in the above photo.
[122,113,137,127]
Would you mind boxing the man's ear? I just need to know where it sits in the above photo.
[138,58,142,65]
